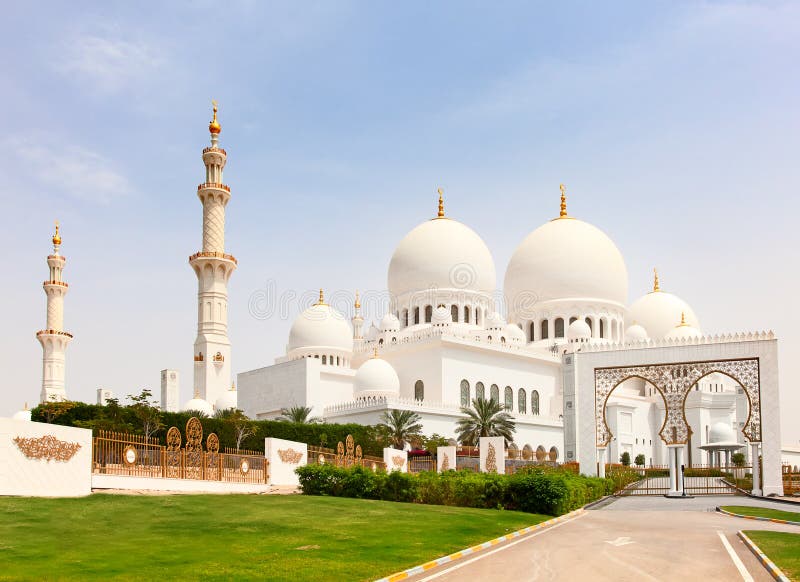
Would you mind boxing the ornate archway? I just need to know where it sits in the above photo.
[595,358,761,447]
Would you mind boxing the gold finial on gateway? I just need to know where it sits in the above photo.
[653,268,660,292]
[559,184,568,218]
[209,99,221,134]
[437,187,445,218]
[52,220,61,246]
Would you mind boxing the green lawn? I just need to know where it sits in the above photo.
[721,505,800,522]
[0,494,548,581]
[744,531,800,580]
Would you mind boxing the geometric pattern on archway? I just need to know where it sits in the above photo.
[595,358,760,447]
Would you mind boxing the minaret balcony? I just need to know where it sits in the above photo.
[43,280,68,287]
[202,146,227,156]
[188,251,238,266]
[197,182,230,193]
[36,329,73,338]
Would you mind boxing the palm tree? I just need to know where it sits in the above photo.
[378,409,423,450]
[456,397,516,446]
[277,405,319,424]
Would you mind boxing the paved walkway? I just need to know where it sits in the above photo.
[406,496,798,581]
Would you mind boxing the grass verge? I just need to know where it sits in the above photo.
[743,530,800,580]
[0,494,548,581]
[721,505,800,522]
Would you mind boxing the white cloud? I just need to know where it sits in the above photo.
[54,32,164,94]
[7,134,131,204]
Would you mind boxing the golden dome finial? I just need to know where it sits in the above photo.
[437,187,445,218]
[559,184,567,218]
[193,388,200,398]
[679,311,687,326]
[230,381,236,391]
[354,290,361,309]
[653,268,660,292]
[209,99,221,134]
[373,347,379,358]
[316,288,326,306]
[52,220,61,246]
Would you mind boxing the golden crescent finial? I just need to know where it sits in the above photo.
[559,184,567,218]
[373,347,379,358]
[437,187,445,218]
[354,289,361,309]
[317,288,326,305]
[52,220,61,246]
[653,268,660,292]
[679,311,687,326]
[209,99,221,134]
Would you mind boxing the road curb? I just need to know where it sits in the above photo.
[717,506,800,526]
[374,508,586,582]
[737,531,792,582]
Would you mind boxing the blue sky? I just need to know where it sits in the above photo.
[2,2,799,443]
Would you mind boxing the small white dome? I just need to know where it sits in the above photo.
[625,324,649,342]
[215,387,238,412]
[183,396,214,416]
[12,409,31,421]
[485,311,506,330]
[431,306,451,326]
[628,281,700,340]
[709,422,737,444]
[380,313,401,332]
[664,313,702,340]
[505,216,628,320]
[354,356,400,396]
[288,299,353,353]
[366,324,379,341]
[388,216,496,298]
[567,319,592,342]
[504,323,526,343]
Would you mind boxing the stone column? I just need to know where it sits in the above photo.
[597,447,607,478]
[666,444,685,497]
[750,442,762,496]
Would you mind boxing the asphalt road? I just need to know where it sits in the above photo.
[406,496,798,581]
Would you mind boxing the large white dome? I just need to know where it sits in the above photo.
[709,422,737,444]
[288,299,353,353]
[215,387,238,412]
[628,285,700,340]
[504,217,628,317]
[388,217,496,298]
[354,356,400,396]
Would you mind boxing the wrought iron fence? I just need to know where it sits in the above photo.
[92,418,268,484]
[408,456,436,473]
[613,464,750,496]
[783,465,800,496]
[306,435,386,471]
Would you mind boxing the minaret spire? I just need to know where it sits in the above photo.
[37,221,72,402]
[352,290,364,343]
[189,101,237,407]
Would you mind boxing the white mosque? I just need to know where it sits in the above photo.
[26,106,790,493]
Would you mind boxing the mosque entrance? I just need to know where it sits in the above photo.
[595,358,762,496]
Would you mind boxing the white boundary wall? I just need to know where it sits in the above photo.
[479,436,505,473]
[437,446,456,472]
[384,447,407,472]
[265,438,307,486]
[91,474,270,494]
[0,419,92,497]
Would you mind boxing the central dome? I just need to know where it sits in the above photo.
[388,217,496,298]
[505,217,628,315]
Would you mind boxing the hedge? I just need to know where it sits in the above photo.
[295,464,613,516]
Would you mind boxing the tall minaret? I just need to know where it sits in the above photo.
[36,222,72,403]
[189,101,237,406]
[352,290,364,346]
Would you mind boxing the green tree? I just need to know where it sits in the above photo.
[620,451,631,466]
[634,453,646,467]
[378,409,423,450]
[225,409,255,450]
[456,398,516,446]
[422,433,451,453]
[74,397,134,433]
[128,389,163,440]
[39,397,76,424]
[731,452,746,467]
[277,405,320,424]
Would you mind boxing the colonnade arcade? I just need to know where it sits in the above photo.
[593,358,763,496]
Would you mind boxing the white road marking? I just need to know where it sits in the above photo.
[605,536,635,546]
[416,512,586,581]
[716,531,753,582]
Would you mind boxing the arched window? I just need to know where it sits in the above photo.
[585,317,593,335]
[460,380,470,407]
[599,318,605,338]
[475,382,485,401]
[549,446,559,462]
[504,386,513,411]
[378,338,384,346]
[322,355,327,364]
[414,307,420,325]
[529,322,536,342]
[518,389,527,414]
[402,309,408,328]
[425,305,432,323]
[500,336,506,344]
[531,390,540,415]
[490,384,499,403]
[451,305,459,322]
[414,380,424,401]
[476,308,482,326]
[464,305,471,324]
[554,318,565,338]
[541,319,549,340]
